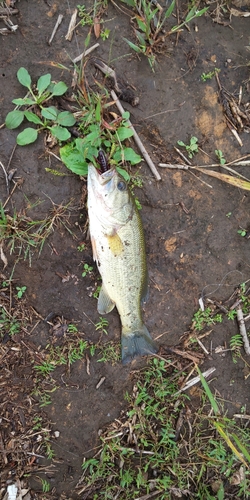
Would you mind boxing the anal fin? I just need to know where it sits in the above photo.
[98,285,115,314]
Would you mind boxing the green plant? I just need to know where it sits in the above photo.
[60,102,141,177]
[100,28,110,40]
[215,149,226,165]
[95,316,109,335]
[67,323,79,333]
[230,334,243,363]
[67,340,88,364]
[5,67,76,145]
[32,416,43,431]
[79,358,250,498]
[38,391,53,408]
[177,136,199,158]
[129,174,144,210]
[192,307,223,331]
[0,309,20,337]
[77,243,86,252]
[16,285,26,299]
[40,478,51,493]
[82,263,93,277]
[238,228,247,237]
[122,0,208,70]
[34,361,56,375]
[43,435,55,460]
[227,309,237,320]
[0,201,74,265]
[78,4,94,26]
[98,341,120,364]
[93,284,101,299]
[201,68,220,82]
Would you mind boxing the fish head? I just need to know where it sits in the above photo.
[88,165,134,229]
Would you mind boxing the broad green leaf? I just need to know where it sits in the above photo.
[123,147,142,164]
[24,111,43,125]
[177,141,185,147]
[116,126,134,141]
[5,110,24,129]
[56,111,76,127]
[165,0,175,19]
[116,166,130,182]
[76,139,99,160]
[114,147,142,165]
[50,125,71,141]
[16,127,38,145]
[76,130,100,148]
[51,81,68,96]
[12,97,35,106]
[17,67,32,89]
[60,143,89,175]
[122,111,130,120]
[41,106,58,121]
[37,73,51,96]
[190,136,198,144]
[123,38,142,54]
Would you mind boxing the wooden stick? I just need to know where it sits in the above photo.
[230,126,243,147]
[236,306,250,355]
[65,9,77,41]
[72,43,100,63]
[48,14,63,45]
[110,90,161,181]
[175,367,216,394]
[0,160,9,194]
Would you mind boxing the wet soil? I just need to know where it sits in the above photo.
[1,0,250,498]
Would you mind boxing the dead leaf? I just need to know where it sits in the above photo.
[230,7,250,16]
[230,465,245,485]
[195,167,250,191]
[94,17,101,38]
[0,244,8,269]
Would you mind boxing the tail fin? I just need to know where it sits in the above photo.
[121,324,158,365]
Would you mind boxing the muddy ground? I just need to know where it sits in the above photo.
[1,0,250,498]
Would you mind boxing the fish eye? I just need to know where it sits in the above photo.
[117,180,127,191]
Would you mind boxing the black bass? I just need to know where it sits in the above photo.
[87,164,158,364]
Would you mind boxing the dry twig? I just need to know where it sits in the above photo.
[236,306,250,355]
[48,13,63,45]
[111,90,161,181]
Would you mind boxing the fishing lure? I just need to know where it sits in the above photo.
[96,150,110,173]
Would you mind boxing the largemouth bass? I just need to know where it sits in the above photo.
[87,164,158,364]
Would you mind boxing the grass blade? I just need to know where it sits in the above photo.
[196,365,220,415]
[231,433,250,463]
[214,422,249,468]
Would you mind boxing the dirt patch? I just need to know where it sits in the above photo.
[1,1,250,498]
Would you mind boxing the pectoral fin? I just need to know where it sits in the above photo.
[98,285,115,314]
[90,235,98,262]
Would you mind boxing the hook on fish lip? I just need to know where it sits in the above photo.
[95,149,110,174]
